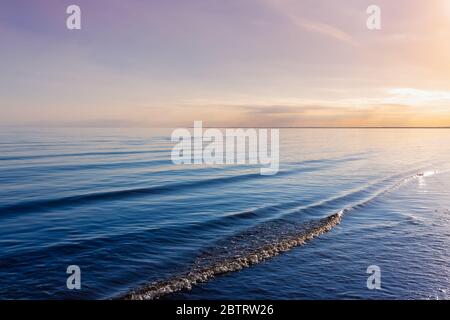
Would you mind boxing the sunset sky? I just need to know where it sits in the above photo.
[1,0,450,127]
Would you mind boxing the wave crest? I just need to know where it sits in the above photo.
[122,212,342,300]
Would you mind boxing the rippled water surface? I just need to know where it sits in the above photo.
[0,128,449,299]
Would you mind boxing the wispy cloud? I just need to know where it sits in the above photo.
[289,16,357,46]
[386,88,450,106]
[202,103,420,127]
[266,0,357,46]
[340,88,450,108]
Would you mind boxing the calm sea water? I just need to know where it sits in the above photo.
[0,128,449,299]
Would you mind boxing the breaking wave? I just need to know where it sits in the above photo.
[122,212,342,300]
[121,170,436,300]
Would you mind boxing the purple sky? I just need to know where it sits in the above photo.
[1,0,450,127]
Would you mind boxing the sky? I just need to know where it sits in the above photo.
[1,0,450,127]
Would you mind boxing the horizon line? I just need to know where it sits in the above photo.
[3,125,450,129]
[200,126,450,129]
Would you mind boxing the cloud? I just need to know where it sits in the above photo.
[289,16,357,46]
[265,0,357,46]
[216,103,449,127]
[386,88,450,106]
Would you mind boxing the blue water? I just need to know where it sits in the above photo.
[0,128,449,299]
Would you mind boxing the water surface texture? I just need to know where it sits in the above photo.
[0,128,449,299]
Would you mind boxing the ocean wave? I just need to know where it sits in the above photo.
[121,170,436,300]
[0,149,168,161]
[121,212,342,300]
[0,169,432,264]
[0,159,353,217]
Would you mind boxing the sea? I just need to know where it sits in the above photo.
[0,128,449,299]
